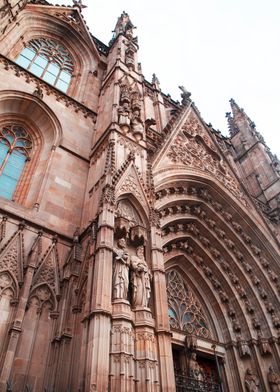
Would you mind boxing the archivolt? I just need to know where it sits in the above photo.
[156,177,280,345]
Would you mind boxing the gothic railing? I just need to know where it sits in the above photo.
[175,370,220,392]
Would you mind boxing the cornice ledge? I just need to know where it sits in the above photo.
[0,54,97,123]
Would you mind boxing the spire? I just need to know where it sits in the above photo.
[114,11,135,37]
[226,98,256,138]
[72,0,87,10]
[110,11,137,46]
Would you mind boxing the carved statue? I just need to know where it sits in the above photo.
[131,245,152,308]
[268,366,280,391]
[244,368,260,392]
[112,238,130,300]
[131,109,144,140]
[179,85,191,103]
[185,334,197,352]
[188,353,203,381]
[257,331,272,356]
[237,336,251,357]
[118,102,131,129]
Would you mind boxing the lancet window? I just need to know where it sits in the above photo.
[0,124,32,200]
[16,38,74,93]
[166,269,211,338]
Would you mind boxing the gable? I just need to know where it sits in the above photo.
[153,105,248,205]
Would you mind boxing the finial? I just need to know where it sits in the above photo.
[152,73,160,89]
[226,110,239,137]
[179,85,191,105]
[72,0,87,10]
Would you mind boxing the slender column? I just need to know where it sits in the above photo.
[150,225,176,391]
[0,233,41,391]
[84,202,114,391]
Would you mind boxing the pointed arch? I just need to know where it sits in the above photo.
[0,269,18,300]
[166,268,212,339]
[0,90,62,205]
[3,7,101,100]
[28,282,56,312]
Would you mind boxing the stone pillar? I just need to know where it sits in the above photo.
[134,309,160,392]
[84,203,114,391]
[150,225,176,391]
[110,303,134,392]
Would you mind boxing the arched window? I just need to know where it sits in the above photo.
[0,125,32,200]
[166,269,211,338]
[15,38,74,93]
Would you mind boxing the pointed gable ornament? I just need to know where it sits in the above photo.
[179,85,192,105]
[72,0,87,10]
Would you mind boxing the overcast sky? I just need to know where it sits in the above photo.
[56,0,280,156]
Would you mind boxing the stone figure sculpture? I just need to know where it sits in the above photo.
[268,366,280,391]
[244,368,260,392]
[112,238,130,300]
[188,352,203,381]
[131,109,144,140]
[131,245,152,308]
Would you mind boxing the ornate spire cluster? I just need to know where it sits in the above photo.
[226,98,256,138]
[110,11,137,46]
[72,0,86,10]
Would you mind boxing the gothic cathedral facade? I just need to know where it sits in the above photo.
[0,1,280,391]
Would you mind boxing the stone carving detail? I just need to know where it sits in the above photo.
[0,215,7,242]
[125,42,136,69]
[244,368,260,391]
[166,118,247,204]
[158,185,280,323]
[257,331,272,356]
[117,79,144,141]
[131,245,152,308]
[188,352,203,380]
[32,238,60,303]
[29,284,55,312]
[119,174,145,205]
[0,225,24,283]
[166,269,211,338]
[0,57,96,123]
[113,238,130,300]
[0,271,16,299]
[117,136,142,156]
[116,199,143,227]
[267,366,280,391]
[237,336,251,358]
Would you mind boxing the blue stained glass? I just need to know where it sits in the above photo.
[47,62,60,76]
[21,47,36,61]
[56,79,68,93]
[0,150,26,200]
[43,71,56,85]
[0,141,9,166]
[59,70,71,83]
[15,55,31,69]
[34,54,48,68]
[29,63,44,77]
[15,39,73,92]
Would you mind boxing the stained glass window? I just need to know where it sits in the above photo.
[15,38,74,93]
[0,125,32,200]
[166,269,211,338]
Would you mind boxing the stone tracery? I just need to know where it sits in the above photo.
[166,269,211,338]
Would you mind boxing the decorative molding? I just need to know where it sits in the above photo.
[166,269,211,338]
[0,55,97,123]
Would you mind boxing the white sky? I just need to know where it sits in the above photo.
[55,0,280,156]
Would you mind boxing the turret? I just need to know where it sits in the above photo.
[227,99,280,223]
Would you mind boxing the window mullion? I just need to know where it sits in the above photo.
[27,53,38,71]
[0,151,11,175]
